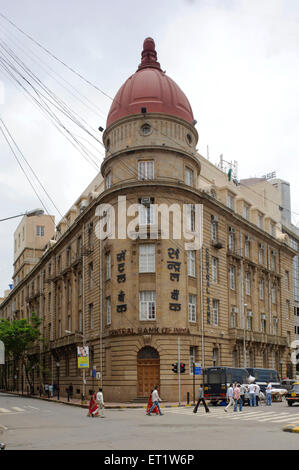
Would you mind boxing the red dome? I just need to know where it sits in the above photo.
[106,38,194,128]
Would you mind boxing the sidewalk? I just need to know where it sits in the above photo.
[1,390,194,409]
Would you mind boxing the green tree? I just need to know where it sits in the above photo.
[0,314,42,392]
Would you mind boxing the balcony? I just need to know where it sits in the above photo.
[228,328,288,346]
[50,333,81,349]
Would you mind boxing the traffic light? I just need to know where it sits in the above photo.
[172,363,178,373]
[180,363,186,374]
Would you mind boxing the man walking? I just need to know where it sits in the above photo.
[254,383,260,406]
[249,382,256,407]
[193,384,210,413]
[96,387,105,417]
[266,382,272,406]
[224,384,234,412]
[233,383,243,412]
[147,385,163,416]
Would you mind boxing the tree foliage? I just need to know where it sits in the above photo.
[0,314,41,359]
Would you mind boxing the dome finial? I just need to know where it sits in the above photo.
[137,37,162,71]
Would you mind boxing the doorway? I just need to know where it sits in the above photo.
[137,347,160,397]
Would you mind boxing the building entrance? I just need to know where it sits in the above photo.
[137,347,160,397]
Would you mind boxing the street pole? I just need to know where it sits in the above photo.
[192,362,195,405]
[178,336,181,406]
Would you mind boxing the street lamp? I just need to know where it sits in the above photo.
[0,208,44,222]
[243,304,248,368]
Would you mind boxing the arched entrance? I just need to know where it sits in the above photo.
[137,347,160,397]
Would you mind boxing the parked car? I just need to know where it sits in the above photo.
[286,383,299,406]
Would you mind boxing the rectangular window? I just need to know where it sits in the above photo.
[273,317,278,335]
[245,272,251,296]
[186,204,196,232]
[188,294,196,323]
[89,262,94,289]
[261,316,266,333]
[211,257,218,283]
[139,197,155,225]
[272,285,277,304]
[187,250,196,277]
[89,303,94,329]
[106,252,111,280]
[228,228,235,251]
[105,171,112,189]
[244,238,250,258]
[36,225,45,236]
[227,194,234,210]
[243,204,250,220]
[258,214,263,229]
[139,291,156,320]
[212,300,219,326]
[185,167,194,186]
[229,266,235,290]
[286,300,290,320]
[106,297,111,325]
[138,161,154,180]
[258,244,264,265]
[139,244,155,273]
[211,221,218,242]
[271,251,276,271]
[259,279,264,300]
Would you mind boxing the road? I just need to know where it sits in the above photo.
[0,392,299,450]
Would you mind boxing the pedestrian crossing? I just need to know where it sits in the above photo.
[0,406,28,414]
[162,406,299,424]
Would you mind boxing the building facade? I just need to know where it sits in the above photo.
[0,38,297,401]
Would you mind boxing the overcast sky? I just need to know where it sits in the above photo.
[0,0,298,294]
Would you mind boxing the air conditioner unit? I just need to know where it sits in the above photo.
[140,197,151,205]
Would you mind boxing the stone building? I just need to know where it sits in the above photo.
[0,38,297,401]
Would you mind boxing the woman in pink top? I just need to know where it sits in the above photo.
[233,384,243,412]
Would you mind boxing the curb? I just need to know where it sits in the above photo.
[282,423,299,433]
[0,391,194,409]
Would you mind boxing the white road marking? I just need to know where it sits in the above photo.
[11,407,25,412]
[0,408,11,413]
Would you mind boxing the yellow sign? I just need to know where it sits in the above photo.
[77,346,89,369]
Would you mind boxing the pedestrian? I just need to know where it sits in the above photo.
[266,382,272,406]
[240,383,246,405]
[233,383,243,412]
[96,387,105,418]
[224,383,234,412]
[146,390,159,415]
[147,385,164,416]
[249,382,256,407]
[193,384,210,413]
[254,383,260,406]
[87,393,99,417]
